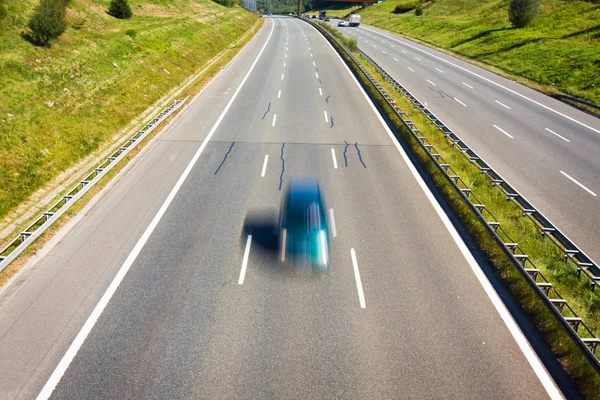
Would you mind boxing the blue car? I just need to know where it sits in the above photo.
[279,177,330,269]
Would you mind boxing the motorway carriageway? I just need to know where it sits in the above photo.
[330,19,600,265]
[0,17,563,399]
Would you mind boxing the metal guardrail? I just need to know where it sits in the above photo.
[0,98,188,274]
[360,52,600,292]
[305,19,600,374]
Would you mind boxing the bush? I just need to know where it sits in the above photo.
[24,0,70,47]
[108,0,133,19]
[415,6,423,15]
[125,28,136,37]
[393,2,418,14]
[508,0,539,28]
[212,0,235,6]
[0,0,7,21]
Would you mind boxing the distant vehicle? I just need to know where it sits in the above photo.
[349,14,361,27]
[338,20,346,27]
[319,10,326,20]
[311,15,317,19]
[324,17,330,22]
[289,13,293,16]
[279,177,330,269]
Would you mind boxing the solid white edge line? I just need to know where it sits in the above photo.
[361,25,600,136]
[560,171,597,197]
[238,234,253,285]
[36,19,276,400]
[493,124,514,139]
[350,249,366,309]
[331,148,338,169]
[545,128,570,142]
[324,110,328,122]
[312,22,562,399]
[462,82,474,89]
[278,90,281,98]
[495,100,511,110]
[454,98,467,107]
[426,79,436,86]
[261,155,269,177]
[272,114,277,127]
[329,208,337,238]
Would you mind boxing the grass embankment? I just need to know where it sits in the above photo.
[0,0,258,224]
[309,19,600,397]
[0,5,263,287]
[319,0,600,104]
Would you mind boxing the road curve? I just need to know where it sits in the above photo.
[0,17,559,399]
[331,19,600,264]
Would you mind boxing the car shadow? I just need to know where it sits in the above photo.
[242,208,279,257]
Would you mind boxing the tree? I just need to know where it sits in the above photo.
[508,0,539,28]
[25,0,70,46]
[108,0,133,19]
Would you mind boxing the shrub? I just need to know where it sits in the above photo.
[125,28,136,37]
[108,0,133,19]
[212,0,235,6]
[415,6,423,15]
[508,0,539,28]
[24,0,70,47]
[393,2,418,14]
[0,0,7,21]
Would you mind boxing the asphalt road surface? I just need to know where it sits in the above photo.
[330,19,600,265]
[0,17,562,399]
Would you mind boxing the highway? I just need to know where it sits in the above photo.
[0,17,561,399]
[330,19,600,265]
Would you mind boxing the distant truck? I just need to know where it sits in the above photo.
[319,10,326,20]
[348,14,361,27]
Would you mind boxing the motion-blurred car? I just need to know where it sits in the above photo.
[279,177,330,269]
[324,17,330,22]
[311,15,317,19]
[338,20,346,27]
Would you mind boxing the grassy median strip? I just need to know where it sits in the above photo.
[307,18,600,397]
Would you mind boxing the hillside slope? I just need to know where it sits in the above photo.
[329,0,600,104]
[0,0,258,221]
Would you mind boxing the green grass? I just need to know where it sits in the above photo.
[319,0,600,104]
[308,18,600,396]
[0,0,258,221]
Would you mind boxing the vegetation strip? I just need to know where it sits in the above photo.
[306,17,600,397]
